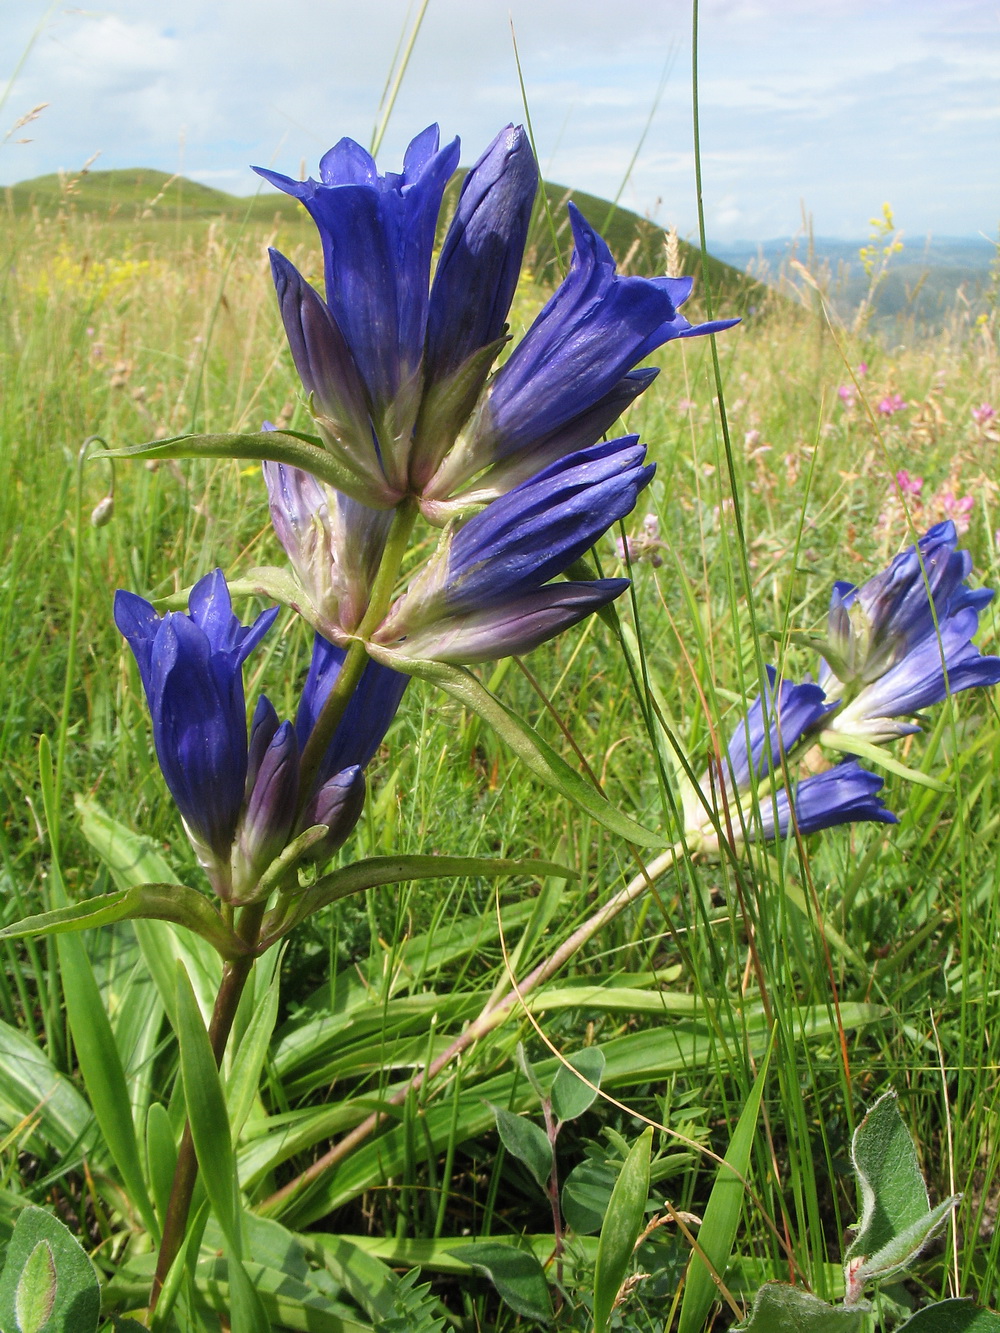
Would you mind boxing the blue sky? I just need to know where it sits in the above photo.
[2,0,998,243]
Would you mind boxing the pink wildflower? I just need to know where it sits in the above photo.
[877,393,907,416]
[678,398,697,411]
[936,491,974,535]
[856,362,868,377]
[838,385,856,408]
[972,403,995,426]
[896,469,923,497]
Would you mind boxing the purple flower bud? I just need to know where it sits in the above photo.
[425,124,537,385]
[297,765,367,856]
[246,695,281,797]
[267,251,398,509]
[234,719,299,898]
[263,461,393,638]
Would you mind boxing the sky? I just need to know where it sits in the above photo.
[1,0,998,244]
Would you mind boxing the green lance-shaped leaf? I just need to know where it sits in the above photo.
[551,1047,606,1123]
[37,739,161,1240]
[820,731,948,791]
[592,1125,653,1333]
[489,1103,553,1193]
[364,649,661,846]
[844,1089,960,1302]
[898,1300,1000,1331]
[733,1282,869,1332]
[0,1207,101,1333]
[175,964,270,1333]
[678,1035,775,1333]
[445,1241,552,1324]
[0,883,248,960]
[95,429,400,509]
[262,853,574,943]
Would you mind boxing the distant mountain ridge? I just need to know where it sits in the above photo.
[709,234,995,332]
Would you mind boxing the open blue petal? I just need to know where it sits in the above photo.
[474,205,736,463]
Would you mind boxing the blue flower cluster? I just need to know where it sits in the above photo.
[117,121,735,898]
[256,124,733,657]
[820,520,1000,742]
[686,522,1000,855]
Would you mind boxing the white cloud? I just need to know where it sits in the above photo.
[2,0,998,240]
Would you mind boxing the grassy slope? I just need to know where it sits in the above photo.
[4,165,763,313]
[1,184,999,1326]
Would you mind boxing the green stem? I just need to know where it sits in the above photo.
[148,902,265,1313]
[296,497,417,800]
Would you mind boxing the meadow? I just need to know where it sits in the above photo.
[1,165,999,1330]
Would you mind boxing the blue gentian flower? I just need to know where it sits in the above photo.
[825,605,1000,743]
[256,124,539,499]
[373,436,653,663]
[723,669,831,787]
[819,521,1000,742]
[114,570,277,881]
[684,668,894,856]
[424,204,738,504]
[820,521,993,695]
[754,761,898,840]
[256,126,459,424]
[116,574,408,900]
[257,125,735,516]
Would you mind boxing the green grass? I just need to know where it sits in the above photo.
[0,179,999,1331]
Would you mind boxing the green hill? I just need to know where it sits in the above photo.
[4,165,761,314]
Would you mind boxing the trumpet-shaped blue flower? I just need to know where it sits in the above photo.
[424,204,738,502]
[256,126,460,419]
[820,522,1000,742]
[374,436,653,663]
[684,668,894,856]
[754,762,897,841]
[723,669,831,787]
[257,124,538,499]
[826,605,1000,743]
[116,574,408,900]
[114,571,277,876]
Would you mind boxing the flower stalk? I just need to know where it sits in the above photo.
[149,901,266,1312]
